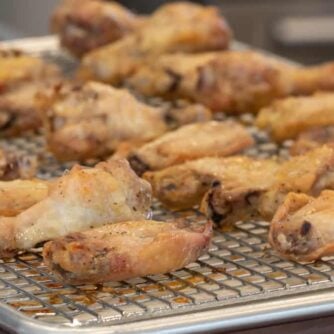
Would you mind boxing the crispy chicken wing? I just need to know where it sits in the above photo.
[269,190,334,262]
[51,0,142,58]
[256,93,334,142]
[0,179,49,216]
[144,156,279,211]
[0,148,37,180]
[290,126,334,156]
[0,49,60,136]
[204,146,334,226]
[40,81,168,161]
[128,120,254,175]
[0,159,151,257]
[43,219,212,284]
[127,51,296,113]
[78,2,231,85]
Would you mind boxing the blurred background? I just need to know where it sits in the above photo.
[0,0,334,64]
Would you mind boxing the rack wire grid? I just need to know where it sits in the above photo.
[0,37,334,334]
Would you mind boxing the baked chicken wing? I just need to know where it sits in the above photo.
[269,190,334,262]
[0,148,37,180]
[40,81,168,161]
[0,159,151,257]
[144,156,279,212]
[128,120,254,175]
[78,2,231,85]
[203,146,334,226]
[43,219,212,284]
[127,51,297,113]
[0,49,60,136]
[51,0,142,58]
[256,93,334,142]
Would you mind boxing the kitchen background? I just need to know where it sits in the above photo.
[0,0,334,64]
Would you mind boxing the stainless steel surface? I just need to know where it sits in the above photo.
[0,37,334,334]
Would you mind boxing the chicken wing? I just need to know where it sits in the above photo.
[0,159,152,257]
[203,146,334,226]
[128,120,254,175]
[0,179,49,216]
[144,156,279,211]
[256,93,334,142]
[43,219,212,284]
[290,126,334,156]
[51,0,142,58]
[40,81,168,161]
[0,148,37,180]
[0,49,61,136]
[78,2,231,85]
[269,190,334,262]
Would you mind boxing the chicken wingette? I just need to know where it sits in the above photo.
[43,219,212,284]
[0,159,151,257]
[128,120,254,175]
[269,190,334,262]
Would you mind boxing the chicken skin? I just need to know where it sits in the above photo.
[290,126,334,156]
[127,51,297,113]
[0,179,49,216]
[128,120,254,175]
[269,190,334,262]
[40,81,169,161]
[203,146,334,226]
[0,49,60,136]
[144,156,279,212]
[0,159,152,257]
[43,219,212,284]
[0,148,38,180]
[51,0,142,58]
[78,2,231,85]
[256,93,334,142]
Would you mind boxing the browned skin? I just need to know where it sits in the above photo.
[0,49,61,136]
[0,179,49,216]
[78,2,231,85]
[127,51,296,113]
[256,92,334,142]
[0,148,38,180]
[43,219,212,284]
[128,120,254,175]
[269,190,334,262]
[0,159,152,258]
[290,126,334,156]
[40,81,168,161]
[203,146,334,227]
[51,0,143,58]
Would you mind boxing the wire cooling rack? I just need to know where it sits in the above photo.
[0,37,334,334]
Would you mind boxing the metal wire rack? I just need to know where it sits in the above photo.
[0,37,334,333]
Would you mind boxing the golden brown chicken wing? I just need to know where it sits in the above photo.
[290,126,334,156]
[256,93,334,142]
[127,51,297,113]
[78,2,231,85]
[0,148,38,180]
[128,120,254,175]
[0,179,49,216]
[203,146,334,226]
[51,0,142,58]
[0,49,61,136]
[144,156,279,211]
[40,81,168,161]
[269,190,334,262]
[0,159,152,257]
[43,219,212,284]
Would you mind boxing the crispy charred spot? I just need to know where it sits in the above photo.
[300,221,312,236]
[212,180,221,188]
[0,113,17,131]
[165,68,182,93]
[127,154,150,176]
[164,183,177,191]
[207,190,225,225]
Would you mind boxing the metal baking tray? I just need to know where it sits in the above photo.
[1,36,334,334]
